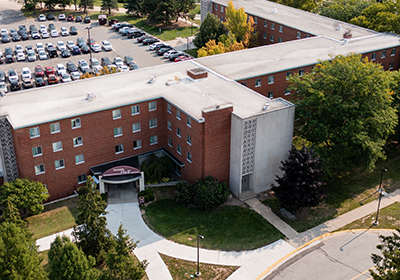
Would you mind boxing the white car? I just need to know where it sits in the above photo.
[56,41,66,51]
[1,29,8,36]
[101,40,112,51]
[21,67,32,80]
[113,57,123,67]
[8,69,18,82]
[78,59,90,72]
[36,42,45,52]
[15,45,24,54]
[50,30,59,37]
[27,51,36,62]
[118,65,129,72]
[39,24,46,33]
[58,13,66,20]
[66,40,75,50]
[38,50,48,60]
[41,31,49,39]
[16,52,26,61]
[164,49,178,58]
[149,42,163,51]
[38,14,46,21]
[60,27,69,36]
[61,73,71,83]
[90,58,102,72]
[0,82,8,95]
[90,43,101,53]
[31,31,40,39]
[70,71,81,81]
[56,63,67,76]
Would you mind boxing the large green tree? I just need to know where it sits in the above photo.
[124,0,142,16]
[101,0,119,15]
[194,13,225,48]
[317,0,373,23]
[79,0,94,13]
[0,222,47,280]
[290,54,398,175]
[0,178,49,215]
[278,0,320,11]
[48,235,97,280]
[72,177,114,265]
[174,0,196,22]
[390,70,400,141]
[140,0,175,24]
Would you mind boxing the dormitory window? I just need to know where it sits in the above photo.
[268,75,274,84]
[168,137,173,147]
[241,81,247,86]
[115,144,124,154]
[187,117,191,127]
[112,109,121,119]
[50,122,60,134]
[264,20,268,27]
[221,6,224,12]
[55,159,65,170]
[149,119,157,128]
[279,26,283,33]
[150,135,158,145]
[298,69,304,76]
[167,103,172,113]
[271,23,275,30]
[297,31,301,39]
[286,71,292,80]
[267,91,274,98]
[29,127,40,138]
[263,32,266,39]
[215,4,218,10]
[285,88,291,95]
[381,51,386,59]
[149,101,157,111]
[131,105,140,115]
[167,121,172,130]
[71,118,81,128]
[306,34,310,38]
[177,127,181,137]
[133,139,142,149]
[52,141,63,152]
[35,164,45,175]
[255,78,261,87]
[177,110,181,120]
[75,154,85,164]
[114,127,123,137]
[187,135,192,145]
[254,17,257,24]
[270,35,274,42]
[390,62,394,69]
[187,152,192,163]
[73,136,83,147]
[32,146,42,157]
[78,174,87,184]
[372,53,376,60]
[278,38,282,43]
[132,122,141,132]
[177,144,182,154]
[391,48,396,56]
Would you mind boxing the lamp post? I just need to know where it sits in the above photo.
[373,168,387,226]
[195,234,204,277]
[85,27,93,63]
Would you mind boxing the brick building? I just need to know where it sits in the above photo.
[0,61,294,200]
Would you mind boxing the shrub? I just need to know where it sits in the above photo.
[144,194,155,202]
[141,154,173,184]
[175,181,194,205]
[139,188,154,197]
[193,176,230,210]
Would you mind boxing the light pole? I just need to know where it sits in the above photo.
[85,27,93,63]
[195,234,204,277]
[373,168,387,226]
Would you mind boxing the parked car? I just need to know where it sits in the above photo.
[38,50,48,60]
[41,31,50,39]
[90,58,102,72]
[60,49,71,58]
[7,69,19,82]
[48,23,56,31]
[113,57,123,67]
[50,30,59,37]
[149,42,163,51]
[71,46,81,55]
[12,33,21,41]
[14,44,23,54]
[1,29,8,36]
[101,57,112,67]
[169,52,185,61]
[77,37,86,48]
[67,14,74,21]
[30,25,37,32]
[5,53,14,63]
[75,16,82,22]
[137,35,152,43]
[1,34,10,43]
[21,67,32,80]
[34,65,45,77]
[36,42,45,52]
[22,78,34,89]
[35,76,45,87]
[158,46,173,55]
[38,14,46,21]
[81,45,90,54]
[66,61,78,73]
[66,40,75,50]
[58,13,66,20]
[0,81,8,95]
[16,52,25,61]
[154,44,169,51]
[60,27,69,36]
[90,43,101,53]
[31,31,40,39]
[60,73,71,82]
[164,49,178,59]
[20,31,29,40]
[48,74,58,84]
[119,65,129,72]
[83,16,91,23]
[10,80,21,91]
[27,51,37,62]
[57,41,67,51]
[70,71,81,80]
[101,40,112,51]
[56,63,67,76]
[46,13,55,20]
[70,26,78,35]
[45,66,55,76]
[127,30,144,38]
[142,37,159,45]
[0,70,6,82]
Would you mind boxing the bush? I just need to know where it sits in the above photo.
[144,194,155,202]
[175,181,194,205]
[141,154,173,184]
[139,188,154,197]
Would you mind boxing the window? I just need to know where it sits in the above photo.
[264,20,267,27]
[271,23,275,30]
[286,71,292,80]
[131,105,140,115]
[263,32,266,39]
[77,174,87,184]
[32,146,42,157]
[215,4,218,10]
[241,81,247,86]
[168,137,173,147]
[177,127,181,137]
[391,48,396,56]
[306,34,310,38]
[149,118,157,128]
[255,78,261,87]
[112,109,121,119]
[50,122,60,134]
[268,75,274,84]
[167,103,172,113]
[278,38,282,43]
[186,117,191,127]
[389,62,394,69]
[267,91,274,98]
[133,139,142,149]
[73,136,83,147]
[149,101,157,111]
[254,17,257,24]
[29,127,40,138]
[177,144,181,154]
[187,152,192,162]
[132,122,141,132]
[71,118,81,129]
[75,154,85,164]
[52,141,63,152]
[220,16,223,21]
[55,159,65,170]
[285,88,291,95]
[114,127,123,137]
[176,110,181,120]
[311,66,316,73]
[187,135,192,145]
[298,69,304,76]
[221,6,224,12]
[167,120,172,130]
[296,31,301,39]
[35,164,45,175]
[115,144,124,154]
[270,35,274,42]
[279,25,283,33]
[372,53,377,60]
[150,135,158,145]
[381,51,386,59]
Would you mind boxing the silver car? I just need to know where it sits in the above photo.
[27,51,36,62]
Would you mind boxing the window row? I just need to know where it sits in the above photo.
[167,137,192,162]
[167,121,192,144]
[34,154,84,174]
[167,103,192,127]
[29,118,81,138]
[112,101,157,120]
[32,137,83,157]
[371,49,395,60]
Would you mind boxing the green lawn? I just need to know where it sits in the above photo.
[143,198,284,251]
[263,145,400,232]
[93,0,125,8]
[26,197,78,240]
[190,4,201,15]
[184,48,198,57]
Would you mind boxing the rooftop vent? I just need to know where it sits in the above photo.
[148,75,156,84]
[343,30,352,39]
[272,8,278,13]
[262,103,270,111]
[86,92,98,100]
[187,68,208,80]
[336,24,342,31]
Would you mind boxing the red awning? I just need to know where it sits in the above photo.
[102,165,140,177]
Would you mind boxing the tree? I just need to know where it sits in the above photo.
[370,229,400,279]
[72,176,115,265]
[124,0,143,16]
[389,70,400,141]
[0,222,47,280]
[197,39,227,57]
[140,0,176,24]
[1,197,26,226]
[193,12,225,48]
[102,224,147,280]
[174,0,196,22]
[290,54,398,175]
[192,176,230,210]
[317,0,373,23]
[79,0,94,14]
[271,144,325,213]
[0,178,49,215]
[278,0,320,12]
[48,235,97,280]
[101,0,119,15]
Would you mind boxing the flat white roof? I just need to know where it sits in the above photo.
[213,0,377,40]
[196,34,400,80]
[0,61,292,129]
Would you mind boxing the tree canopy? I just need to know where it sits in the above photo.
[290,53,398,175]
[317,0,373,23]
[101,0,119,15]
[140,0,195,24]
[193,12,226,49]
[124,0,143,16]
[277,0,320,12]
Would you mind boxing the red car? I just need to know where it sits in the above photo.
[48,74,58,84]
[45,66,55,76]
[67,14,74,21]
[174,55,192,62]
[34,65,44,77]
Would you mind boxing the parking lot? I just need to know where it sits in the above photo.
[0,13,177,91]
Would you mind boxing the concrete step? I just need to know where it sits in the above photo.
[239,190,257,201]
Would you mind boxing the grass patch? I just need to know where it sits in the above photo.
[189,4,201,15]
[93,0,125,8]
[184,48,198,58]
[26,197,78,240]
[143,198,284,251]
[263,145,400,232]
[160,253,238,279]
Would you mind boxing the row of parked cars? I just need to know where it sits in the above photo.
[38,13,91,23]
